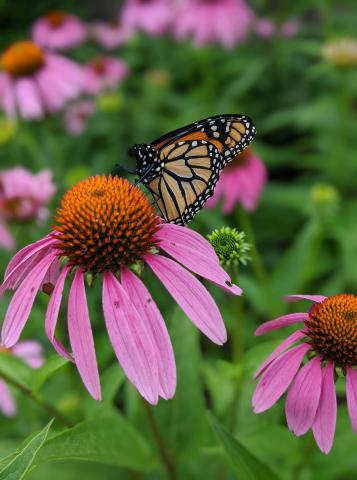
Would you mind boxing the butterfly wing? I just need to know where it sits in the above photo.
[153,114,256,165]
[148,139,222,225]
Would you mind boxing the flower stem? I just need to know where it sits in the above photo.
[236,207,268,284]
[0,369,73,428]
[142,399,176,480]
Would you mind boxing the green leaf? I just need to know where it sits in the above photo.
[37,415,158,471]
[208,414,279,480]
[30,356,69,394]
[0,353,32,390]
[0,419,53,480]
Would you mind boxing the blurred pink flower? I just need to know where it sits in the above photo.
[0,221,14,250]
[120,0,173,37]
[0,340,44,417]
[0,175,241,404]
[254,18,299,39]
[254,18,275,38]
[0,167,56,222]
[32,10,87,50]
[206,149,267,214]
[0,41,83,119]
[64,100,95,136]
[253,294,357,454]
[280,20,299,38]
[175,0,255,48]
[83,57,128,96]
[90,20,130,49]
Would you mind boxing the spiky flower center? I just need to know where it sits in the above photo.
[46,10,68,28]
[1,41,44,77]
[306,294,357,367]
[54,175,159,273]
[91,58,107,75]
[208,227,250,267]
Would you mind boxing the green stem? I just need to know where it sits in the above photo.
[0,369,73,428]
[236,207,268,284]
[142,400,176,480]
[228,293,244,433]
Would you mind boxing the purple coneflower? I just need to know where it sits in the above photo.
[90,19,130,49]
[120,0,173,37]
[175,0,254,48]
[64,100,95,136]
[0,341,44,417]
[0,40,82,119]
[0,175,241,404]
[83,57,128,96]
[253,294,357,454]
[32,10,87,50]
[205,148,267,214]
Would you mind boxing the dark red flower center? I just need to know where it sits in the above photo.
[46,10,68,28]
[305,294,357,367]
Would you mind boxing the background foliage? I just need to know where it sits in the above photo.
[0,1,357,479]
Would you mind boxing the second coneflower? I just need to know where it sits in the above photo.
[0,175,241,404]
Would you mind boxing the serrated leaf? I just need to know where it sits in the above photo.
[36,415,158,471]
[208,414,279,480]
[0,419,53,480]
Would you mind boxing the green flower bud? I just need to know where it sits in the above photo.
[310,183,339,217]
[0,116,17,145]
[207,227,251,267]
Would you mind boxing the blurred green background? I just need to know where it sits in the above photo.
[0,1,357,479]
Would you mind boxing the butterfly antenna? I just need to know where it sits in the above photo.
[135,164,155,185]
[111,163,136,177]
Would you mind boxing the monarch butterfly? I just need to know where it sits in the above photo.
[113,114,256,225]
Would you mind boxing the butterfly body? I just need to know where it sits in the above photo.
[126,114,256,225]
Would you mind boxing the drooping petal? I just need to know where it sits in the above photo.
[145,253,227,345]
[2,235,57,295]
[68,269,101,401]
[284,294,327,304]
[102,271,159,404]
[346,366,357,434]
[121,267,176,400]
[155,223,241,295]
[312,362,336,454]
[285,356,322,436]
[42,256,61,291]
[45,265,72,360]
[255,313,309,336]
[12,340,44,368]
[254,330,306,379]
[253,343,310,413]
[0,380,16,417]
[1,253,57,348]
[4,234,55,280]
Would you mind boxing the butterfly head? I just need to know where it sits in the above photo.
[130,144,162,184]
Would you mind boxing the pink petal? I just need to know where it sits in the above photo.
[312,362,336,454]
[0,221,14,250]
[286,356,322,436]
[0,380,16,417]
[156,223,242,295]
[102,271,159,404]
[1,253,57,348]
[42,256,61,290]
[121,267,176,400]
[284,294,327,303]
[14,78,43,119]
[253,343,310,413]
[2,235,57,294]
[45,265,72,360]
[254,330,306,379]
[255,313,309,336]
[12,340,44,368]
[145,253,227,345]
[346,366,357,434]
[68,270,101,401]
